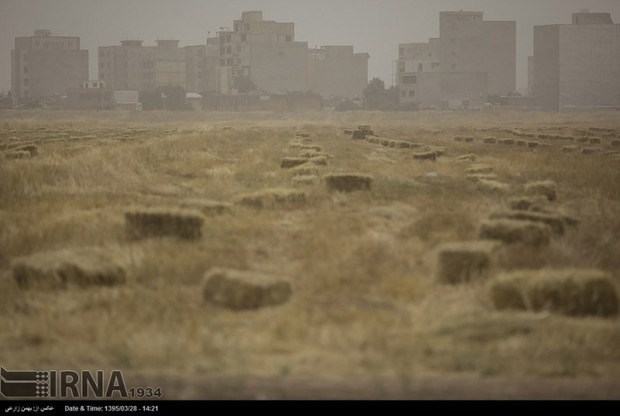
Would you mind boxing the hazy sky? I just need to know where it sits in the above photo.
[1,0,619,93]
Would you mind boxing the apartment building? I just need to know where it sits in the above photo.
[533,12,620,110]
[11,29,88,106]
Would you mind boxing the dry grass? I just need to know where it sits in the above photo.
[0,108,619,397]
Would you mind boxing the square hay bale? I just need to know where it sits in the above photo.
[516,140,527,146]
[179,199,232,216]
[125,208,204,240]
[344,129,354,135]
[464,137,474,142]
[309,155,328,166]
[527,141,540,148]
[508,196,548,211]
[455,154,477,162]
[358,124,372,132]
[292,175,320,186]
[465,173,498,182]
[388,140,396,148]
[479,219,551,246]
[281,157,308,169]
[235,188,307,209]
[295,131,310,138]
[477,179,511,194]
[576,137,589,143]
[436,240,501,285]
[489,269,618,318]
[429,146,447,156]
[396,141,412,149]
[4,150,31,160]
[12,247,131,290]
[352,130,367,140]
[589,137,601,144]
[524,180,557,201]
[299,149,320,159]
[562,145,580,153]
[498,138,515,145]
[380,139,390,147]
[454,136,464,142]
[300,144,322,152]
[13,144,39,156]
[483,137,497,144]
[611,139,620,147]
[489,210,566,235]
[465,164,494,175]
[582,147,601,155]
[203,268,292,310]
[324,173,373,192]
[289,164,319,177]
[412,151,437,161]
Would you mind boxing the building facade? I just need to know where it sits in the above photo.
[396,11,516,109]
[533,12,620,110]
[308,46,369,100]
[98,39,186,92]
[11,30,88,106]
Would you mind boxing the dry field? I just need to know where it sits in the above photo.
[1,108,619,399]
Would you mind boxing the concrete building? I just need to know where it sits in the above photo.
[11,30,88,106]
[308,45,369,100]
[533,12,620,110]
[185,45,207,93]
[66,80,113,110]
[395,11,516,109]
[99,39,186,92]
[439,11,516,95]
[207,11,368,99]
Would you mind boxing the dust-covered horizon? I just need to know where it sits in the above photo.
[1,0,619,93]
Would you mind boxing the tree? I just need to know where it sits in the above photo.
[363,77,386,110]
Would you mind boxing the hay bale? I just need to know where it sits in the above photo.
[310,155,328,166]
[180,199,232,216]
[589,137,601,144]
[300,144,322,152]
[344,129,354,135]
[4,150,31,159]
[203,268,292,310]
[429,146,447,156]
[125,208,204,240]
[483,137,497,144]
[324,173,372,192]
[236,188,307,209]
[465,164,494,174]
[477,179,511,193]
[454,136,464,142]
[465,173,498,182]
[455,154,477,162]
[524,180,557,201]
[508,196,548,211]
[292,175,320,186]
[412,151,437,161]
[562,145,580,153]
[299,149,320,159]
[281,157,308,169]
[12,247,129,290]
[479,219,551,246]
[358,124,372,132]
[527,141,540,148]
[289,164,319,177]
[490,269,618,318]
[380,138,390,147]
[436,240,501,284]
[498,138,515,145]
[295,131,310,138]
[582,147,601,155]
[464,137,474,142]
[516,140,527,146]
[388,140,396,148]
[611,139,620,147]
[489,210,566,235]
[396,141,412,149]
[576,137,589,143]
[13,144,39,156]
[352,130,367,140]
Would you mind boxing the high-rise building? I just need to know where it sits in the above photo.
[533,12,620,110]
[10,30,88,106]
[98,39,186,92]
[395,11,516,109]
[308,46,369,100]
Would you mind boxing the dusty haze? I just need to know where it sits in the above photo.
[1,0,619,93]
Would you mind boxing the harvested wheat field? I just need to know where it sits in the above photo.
[1,109,620,399]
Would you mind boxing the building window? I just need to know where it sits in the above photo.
[400,90,406,97]
[226,35,231,42]
[285,35,292,42]
[409,90,415,97]
[23,66,28,73]
[23,78,28,86]
[399,47,404,57]
[402,75,416,84]
[418,63,423,71]
[241,34,246,42]
[226,46,231,54]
